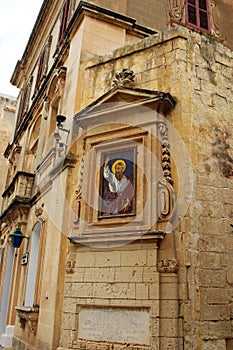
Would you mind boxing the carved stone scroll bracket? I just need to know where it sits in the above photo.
[112,68,135,87]
[158,257,179,273]
[157,180,175,220]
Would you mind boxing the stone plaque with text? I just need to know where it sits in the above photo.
[78,306,150,345]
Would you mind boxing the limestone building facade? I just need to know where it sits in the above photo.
[0,95,16,210]
[0,1,233,350]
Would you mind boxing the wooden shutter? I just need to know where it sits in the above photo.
[35,48,46,91]
[58,0,70,46]
[17,77,33,126]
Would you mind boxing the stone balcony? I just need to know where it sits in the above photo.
[1,171,35,219]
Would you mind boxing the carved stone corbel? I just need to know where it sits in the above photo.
[158,257,178,273]
[65,260,76,274]
[29,320,38,335]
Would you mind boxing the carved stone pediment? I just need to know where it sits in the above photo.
[74,86,176,129]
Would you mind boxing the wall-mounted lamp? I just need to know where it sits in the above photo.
[54,115,70,152]
[10,227,30,248]
[56,114,66,128]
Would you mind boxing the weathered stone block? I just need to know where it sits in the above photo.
[121,250,147,267]
[159,317,179,337]
[202,339,227,350]
[114,266,143,283]
[159,336,179,349]
[94,251,121,267]
[200,304,230,321]
[142,267,159,283]
[198,269,226,288]
[197,252,221,269]
[207,288,229,304]
[135,283,149,299]
[83,267,115,283]
[200,320,231,339]
[92,282,136,299]
[160,300,179,318]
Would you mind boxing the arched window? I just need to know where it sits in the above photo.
[24,222,42,307]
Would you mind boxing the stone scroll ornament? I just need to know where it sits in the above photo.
[210,0,223,40]
[165,0,183,22]
[72,157,84,224]
[112,68,135,87]
[157,122,175,220]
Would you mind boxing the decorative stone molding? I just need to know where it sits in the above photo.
[69,231,165,246]
[35,206,43,217]
[112,68,135,87]
[210,0,223,40]
[72,157,84,224]
[158,257,178,273]
[158,122,173,184]
[42,94,49,120]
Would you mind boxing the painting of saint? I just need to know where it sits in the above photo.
[99,149,136,217]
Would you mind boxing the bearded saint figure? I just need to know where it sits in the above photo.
[103,158,134,215]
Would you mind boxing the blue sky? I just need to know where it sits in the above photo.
[0,0,43,97]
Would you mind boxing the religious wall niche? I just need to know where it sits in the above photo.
[71,86,176,243]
